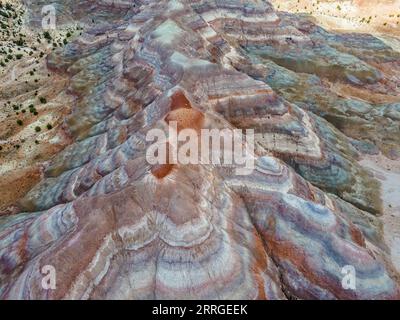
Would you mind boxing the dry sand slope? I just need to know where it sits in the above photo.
[271,0,400,35]
[360,154,400,273]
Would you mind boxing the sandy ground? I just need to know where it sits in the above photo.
[270,1,400,55]
[360,154,400,272]
[271,0,400,37]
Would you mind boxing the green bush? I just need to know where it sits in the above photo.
[39,97,47,104]
[43,31,52,40]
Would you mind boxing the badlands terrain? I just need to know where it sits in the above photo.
[0,0,399,299]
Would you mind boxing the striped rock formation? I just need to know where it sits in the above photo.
[0,0,399,299]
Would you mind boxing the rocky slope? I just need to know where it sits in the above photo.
[0,0,81,211]
[0,0,399,299]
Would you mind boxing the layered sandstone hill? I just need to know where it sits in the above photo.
[0,0,400,299]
